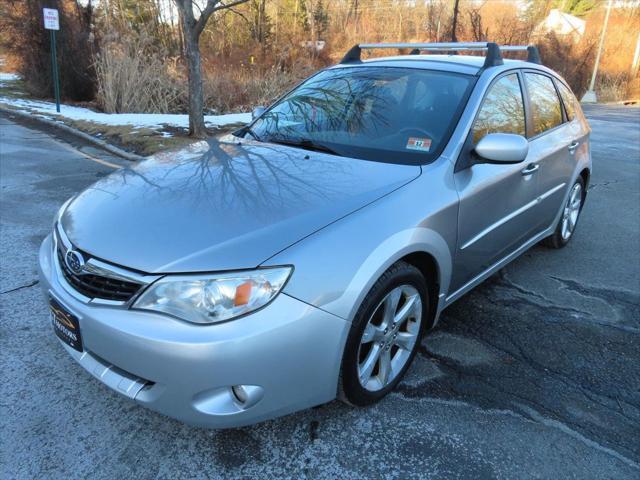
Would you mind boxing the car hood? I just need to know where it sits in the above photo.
[61,137,420,273]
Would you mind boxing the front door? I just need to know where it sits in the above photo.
[451,72,540,291]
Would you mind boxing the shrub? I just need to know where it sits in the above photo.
[537,32,596,97]
[203,65,300,114]
[597,72,633,103]
[94,33,186,113]
[94,35,302,116]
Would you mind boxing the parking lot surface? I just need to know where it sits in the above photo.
[1,105,639,479]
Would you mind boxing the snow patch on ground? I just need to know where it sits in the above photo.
[0,95,251,131]
[0,72,21,88]
[0,73,20,81]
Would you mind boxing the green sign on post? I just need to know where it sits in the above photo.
[43,8,61,113]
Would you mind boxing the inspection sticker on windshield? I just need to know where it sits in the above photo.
[406,137,432,152]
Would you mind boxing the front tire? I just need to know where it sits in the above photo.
[339,261,429,406]
[544,177,585,249]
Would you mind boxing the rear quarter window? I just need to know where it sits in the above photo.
[556,81,577,122]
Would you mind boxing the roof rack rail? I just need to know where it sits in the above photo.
[339,42,542,68]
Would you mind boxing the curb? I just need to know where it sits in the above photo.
[0,106,145,161]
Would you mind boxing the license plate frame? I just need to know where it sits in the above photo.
[50,297,83,352]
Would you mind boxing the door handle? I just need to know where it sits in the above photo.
[568,141,579,153]
[521,163,539,176]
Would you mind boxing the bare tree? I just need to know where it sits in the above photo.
[173,0,249,138]
[468,7,487,42]
[450,0,460,42]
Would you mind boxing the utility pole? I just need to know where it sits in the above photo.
[582,0,613,104]
[632,31,640,78]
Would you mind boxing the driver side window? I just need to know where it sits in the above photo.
[472,74,526,144]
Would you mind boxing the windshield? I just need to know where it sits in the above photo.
[243,67,474,164]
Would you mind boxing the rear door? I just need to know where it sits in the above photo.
[521,71,577,231]
[451,71,540,291]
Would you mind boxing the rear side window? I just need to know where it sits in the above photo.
[557,81,576,121]
[525,73,562,136]
[472,74,526,144]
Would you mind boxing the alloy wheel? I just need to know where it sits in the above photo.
[561,183,583,241]
[357,285,422,392]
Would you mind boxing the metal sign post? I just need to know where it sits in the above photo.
[43,8,61,113]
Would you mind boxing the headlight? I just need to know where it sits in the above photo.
[133,267,292,324]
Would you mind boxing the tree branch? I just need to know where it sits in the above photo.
[194,0,249,37]
[212,0,249,12]
[228,6,251,25]
[194,0,219,36]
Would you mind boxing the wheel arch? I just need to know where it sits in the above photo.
[400,251,440,330]
[579,167,591,190]
[341,227,452,327]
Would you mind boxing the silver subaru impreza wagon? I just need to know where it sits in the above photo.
[39,42,591,428]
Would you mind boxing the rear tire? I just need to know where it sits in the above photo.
[544,177,585,249]
[338,261,429,406]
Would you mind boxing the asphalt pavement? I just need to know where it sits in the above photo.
[1,105,639,479]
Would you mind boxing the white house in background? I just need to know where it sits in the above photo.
[301,40,326,52]
[532,9,586,41]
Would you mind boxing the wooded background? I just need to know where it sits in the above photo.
[1,0,639,116]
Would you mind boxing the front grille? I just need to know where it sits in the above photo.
[56,244,142,302]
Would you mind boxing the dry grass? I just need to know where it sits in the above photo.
[0,52,21,74]
[203,65,300,113]
[93,32,305,116]
[597,73,635,103]
[66,120,196,156]
[94,34,186,114]
[94,33,304,116]
[0,75,29,99]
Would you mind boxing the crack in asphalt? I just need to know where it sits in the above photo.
[489,325,640,419]
[494,270,590,317]
[423,331,639,418]
[550,275,640,320]
[392,390,640,471]
[394,270,640,465]
[492,270,640,334]
[495,270,554,301]
[588,179,623,190]
[516,403,640,470]
[402,341,640,464]
[0,280,39,295]
[492,292,639,334]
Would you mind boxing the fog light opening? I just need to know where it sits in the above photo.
[231,385,249,405]
[229,384,264,410]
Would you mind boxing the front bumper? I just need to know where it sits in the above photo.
[38,234,349,428]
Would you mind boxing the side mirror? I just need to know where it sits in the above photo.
[252,106,266,120]
[475,133,529,164]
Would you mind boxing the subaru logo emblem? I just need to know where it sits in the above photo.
[65,250,85,274]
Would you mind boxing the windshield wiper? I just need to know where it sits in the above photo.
[240,125,262,142]
[267,138,341,156]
